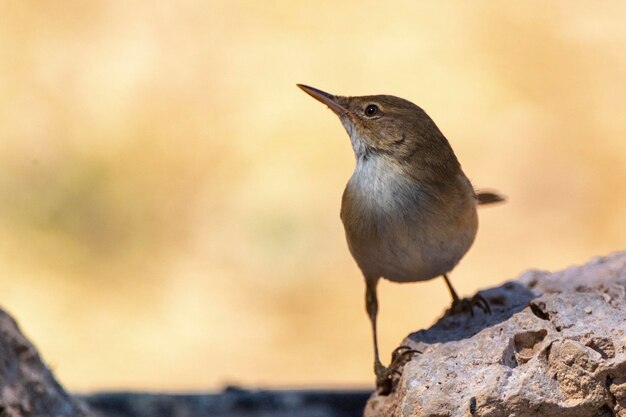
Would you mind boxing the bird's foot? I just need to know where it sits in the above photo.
[448,293,491,316]
[375,345,421,395]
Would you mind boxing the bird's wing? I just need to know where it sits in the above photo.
[475,190,506,206]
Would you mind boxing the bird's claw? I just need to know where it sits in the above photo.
[375,345,421,395]
[449,293,491,316]
[391,345,422,362]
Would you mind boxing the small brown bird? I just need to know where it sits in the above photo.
[297,84,504,394]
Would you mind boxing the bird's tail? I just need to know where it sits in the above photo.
[475,190,506,206]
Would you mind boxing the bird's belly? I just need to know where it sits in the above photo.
[381,224,474,282]
[348,221,475,283]
[343,198,478,283]
[341,163,478,283]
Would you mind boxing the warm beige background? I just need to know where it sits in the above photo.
[1,1,625,392]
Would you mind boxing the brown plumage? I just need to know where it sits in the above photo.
[297,84,504,394]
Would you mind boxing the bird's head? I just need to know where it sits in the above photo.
[297,84,457,171]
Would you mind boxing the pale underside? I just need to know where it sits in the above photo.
[341,155,478,283]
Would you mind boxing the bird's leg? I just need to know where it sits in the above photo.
[442,273,461,305]
[365,278,420,395]
[442,274,491,315]
[365,278,384,379]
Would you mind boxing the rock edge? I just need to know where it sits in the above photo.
[0,308,94,417]
[365,252,626,417]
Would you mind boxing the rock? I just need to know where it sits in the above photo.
[364,252,626,417]
[0,309,94,417]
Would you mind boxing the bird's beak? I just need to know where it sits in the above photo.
[297,84,348,116]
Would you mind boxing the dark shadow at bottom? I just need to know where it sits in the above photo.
[80,387,372,417]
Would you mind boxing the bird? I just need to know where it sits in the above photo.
[297,84,504,395]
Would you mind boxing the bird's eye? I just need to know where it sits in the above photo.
[364,104,379,117]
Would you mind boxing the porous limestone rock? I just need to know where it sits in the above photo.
[0,309,94,417]
[365,252,626,417]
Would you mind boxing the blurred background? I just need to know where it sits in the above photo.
[0,0,625,393]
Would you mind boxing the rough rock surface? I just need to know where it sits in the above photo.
[365,252,626,417]
[0,309,94,417]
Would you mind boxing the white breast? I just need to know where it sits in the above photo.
[343,156,478,283]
